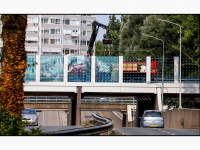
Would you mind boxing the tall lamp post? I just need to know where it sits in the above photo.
[156,19,182,109]
[142,34,164,111]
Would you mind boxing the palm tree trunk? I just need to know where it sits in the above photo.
[0,15,27,117]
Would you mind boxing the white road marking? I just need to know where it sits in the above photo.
[158,129,161,130]
[172,134,175,135]
[163,131,165,132]
[167,132,170,134]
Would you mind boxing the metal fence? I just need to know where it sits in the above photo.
[123,57,147,83]
[151,57,174,83]
[181,57,200,82]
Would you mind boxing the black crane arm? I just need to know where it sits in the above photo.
[86,21,112,56]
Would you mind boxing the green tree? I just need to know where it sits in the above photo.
[95,40,108,56]
[108,15,121,56]
[119,15,149,57]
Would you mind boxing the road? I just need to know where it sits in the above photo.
[114,127,200,135]
[37,110,61,126]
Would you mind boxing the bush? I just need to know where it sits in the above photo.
[0,107,44,135]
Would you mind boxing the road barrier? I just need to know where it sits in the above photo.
[44,113,113,135]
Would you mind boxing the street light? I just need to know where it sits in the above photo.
[142,34,164,111]
[156,19,182,109]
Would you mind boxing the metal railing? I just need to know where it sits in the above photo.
[44,113,113,135]
[24,96,137,104]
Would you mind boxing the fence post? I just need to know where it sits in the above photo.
[36,55,41,83]
[64,55,68,83]
[91,56,95,83]
[174,57,179,84]
[119,56,123,84]
[146,56,151,83]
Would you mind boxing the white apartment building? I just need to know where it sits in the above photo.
[0,15,96,55]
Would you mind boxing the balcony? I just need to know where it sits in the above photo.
[71,31,80,37]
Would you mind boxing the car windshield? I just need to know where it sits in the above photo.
[22,109,36,114]
[145,112,161,117]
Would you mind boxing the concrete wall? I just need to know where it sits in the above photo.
[97,111,135,127]
[163,108,200,129]
[97,111,123,127]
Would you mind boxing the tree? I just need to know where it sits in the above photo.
[0,15,27,117]
[108,15,121,56]
[119,15,149,57]
[95,40,110,56]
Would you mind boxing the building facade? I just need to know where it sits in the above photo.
[0,15,96,55]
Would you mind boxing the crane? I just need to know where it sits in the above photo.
[86,21,112,56]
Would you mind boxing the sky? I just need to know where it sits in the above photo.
[95,15,121,41]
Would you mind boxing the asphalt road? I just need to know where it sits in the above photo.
[114,127,200,135]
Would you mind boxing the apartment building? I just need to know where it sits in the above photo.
[0,15,96,55]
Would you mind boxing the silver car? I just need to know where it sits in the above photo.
[140,110,164,128]
[21,108,39,126]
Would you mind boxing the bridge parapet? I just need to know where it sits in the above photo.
[0,55,199,85]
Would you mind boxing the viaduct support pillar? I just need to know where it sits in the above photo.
[135,101,140,127]
[122,113,127,127]
[71,86,82,126]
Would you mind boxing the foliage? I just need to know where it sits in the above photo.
[95,40,109,56]
[180,118,184,128]
[163,97,194,109]
[0,15,27,116]
[119,15,149,57]
[0,107,44,135]
[108,15,121,56]
[140,15,199,64]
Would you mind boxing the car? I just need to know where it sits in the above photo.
[21,108,39,126]
[140,110,164,128]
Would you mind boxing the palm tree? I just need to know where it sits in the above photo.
[0,15,27,117]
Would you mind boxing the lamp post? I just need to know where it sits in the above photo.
[142,34,164,111]
[156,19,182,109]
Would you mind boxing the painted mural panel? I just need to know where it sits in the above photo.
[40,56,64,82]
[68,56,91,82]
[24,55,36,81]
[95,56,119,82]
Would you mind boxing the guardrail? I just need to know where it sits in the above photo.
[44,113,113,135]
[24,96,136,104]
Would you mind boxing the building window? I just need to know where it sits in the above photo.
[70,19,79,26]
[41,38,49,44]
[63,29,71,35]
[87,31,92,36]
[27,17,38,23]
[87,40,90,46]
[81,49,87,55]
[87,21,92,26]
[63,39,71,45]
[63,48,69,55]
[41,28,49,34]
[41,17,49,24]
[71,50,74,54]
[81,20,87,26]
[27,51,38,54]
[63,19,70,25]
[81,30,86,36]
[50,28,61,34]
[26,41,38,43]
[50,38,60,44]
[50,18,61,24]
[72,39,79,45]
[81,39,86,46]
